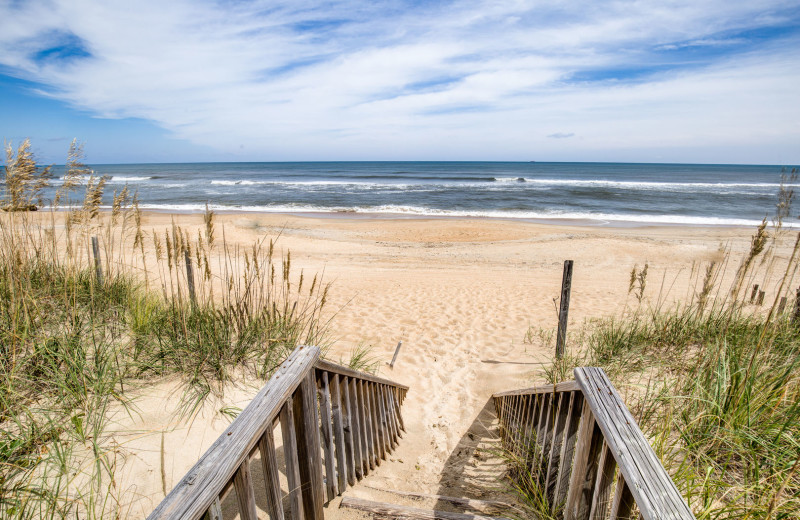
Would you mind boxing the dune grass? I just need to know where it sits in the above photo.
[512,209,800,519]
[0,141,332,518]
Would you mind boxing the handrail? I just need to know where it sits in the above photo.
[148,345,408,520]
[492,367,695,520]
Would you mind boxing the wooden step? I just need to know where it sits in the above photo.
[363,486,514,514]
[340,496,510,520]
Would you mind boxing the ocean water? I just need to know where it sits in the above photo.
[37,161,796,226]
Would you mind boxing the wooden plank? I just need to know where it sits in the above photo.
[317,371,338,500]
[589,441,617,520]
[257,428,285,520]
[384,384,400,448]
[364,380,379,468]
[280,397,304,520]
[388,386,404,438]
[512,395,525,457]
[330,373,348,493]
[523,394,537,461]
[316,359,409,390]
[357,379,372,474]
[374,384,387,456]
[203,498,222,520]
[364,486,515,514]
[379,384,396,449]
[394,387,406,431]
[348,376,364,480]
[148,345,319,520]
[492,380,580,398]
[553,391,583,514]
[294,371,325,520]
[608,474,635,520]
[369,382,385,464]
[539,393,554,476]
[341,376,357,485]
[564,399,600,520]
[574,368,696,520]
[544,391,570,500]
[340,497,510,520]
[493,397,504,444]
[233,460,258,520]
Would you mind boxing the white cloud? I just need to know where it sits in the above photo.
[0,0,798,162]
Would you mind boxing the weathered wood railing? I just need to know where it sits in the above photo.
[148,345,408,520]
[493,367,695,520]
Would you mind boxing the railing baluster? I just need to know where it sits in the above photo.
[357,380,371,474]
[375,384,389,457]
[554,391,583,514]
[365,381,380,468]
[341,376,357,485]
[317,371,338,501]
[348,376,364,480]
[608,474,635,520]
[383,384,399,447]
[540,393,555,478]
[544,391,570,502]
[510,395,523,453]
[393,387,406,431]
[589,441,617,520]
[294,371,325,520]
[388,387,403,438]
[203,498,222,520]
[521,394,531,452]
[233,459,258,520]
[536,392,549,463]
[280,398,304,520]
[565,404,605,520]
[257,428,285,520]
[330,373,348,493]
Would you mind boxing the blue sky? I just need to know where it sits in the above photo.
[0,0,798,164]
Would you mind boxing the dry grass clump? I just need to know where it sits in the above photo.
[2,138,52,211]
[0,140,333,518]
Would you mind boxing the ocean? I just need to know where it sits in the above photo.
[39,161,796,227]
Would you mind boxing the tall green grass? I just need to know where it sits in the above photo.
[0,141,332,518]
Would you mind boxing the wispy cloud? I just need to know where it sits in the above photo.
[0,0,798,162]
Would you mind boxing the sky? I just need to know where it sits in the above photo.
[0,0,799,164]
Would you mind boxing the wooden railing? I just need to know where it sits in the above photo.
[493,367,696,520]
[147,345,408,520]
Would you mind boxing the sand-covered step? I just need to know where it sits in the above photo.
[362,487,515,515]
[340,496,510,520]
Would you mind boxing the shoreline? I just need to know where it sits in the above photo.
[60,205,775,229]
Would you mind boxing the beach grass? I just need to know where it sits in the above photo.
[0,143,332,518]
[513,218,800,519]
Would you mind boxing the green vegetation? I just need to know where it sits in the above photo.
[513,206,800,519]
[0,141,331,518]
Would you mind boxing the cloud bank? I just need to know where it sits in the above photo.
[0,0,798,163]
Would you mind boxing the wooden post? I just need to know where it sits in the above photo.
[756,290,765,306]
[778,296,788,314]
[184,249,196,306]
[556,260,574,359]
[750,284,760,303]
[389,341,403,368]
[91,236,103,286]
[793,287,800,324]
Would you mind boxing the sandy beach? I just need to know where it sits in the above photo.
[96,211,775,518]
